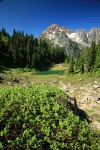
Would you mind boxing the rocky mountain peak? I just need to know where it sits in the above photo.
[38,24,100,53]
[47,24,58,29]
[60,26,72,34]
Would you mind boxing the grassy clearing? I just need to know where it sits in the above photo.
[0,64,67,84]
[0,63,100,85]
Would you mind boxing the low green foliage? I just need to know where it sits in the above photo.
[0,85,100,149]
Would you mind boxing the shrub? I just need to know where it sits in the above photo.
[0,85,100,149]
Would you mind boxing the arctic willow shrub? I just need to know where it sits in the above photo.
[0,85,100,150]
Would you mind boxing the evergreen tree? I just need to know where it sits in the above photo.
[33,40,51,70]
[85,41,96,72]
[80,62,84,74]
[68,57,74,73]
[94,43,100,71]
[9,29,18,64]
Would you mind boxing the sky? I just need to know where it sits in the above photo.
[0,0,100,37]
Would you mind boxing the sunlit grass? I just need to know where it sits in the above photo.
[1,63,100,84]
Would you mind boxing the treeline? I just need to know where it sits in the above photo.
[68,41,100,74]
[0,28,65,70]
[0,27,100,72]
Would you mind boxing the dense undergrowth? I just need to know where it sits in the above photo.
[0,85,100,150]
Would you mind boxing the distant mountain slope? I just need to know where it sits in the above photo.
[38,24,81,56]
[39,24,100,49]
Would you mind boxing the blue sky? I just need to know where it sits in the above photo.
[0,0,100,37]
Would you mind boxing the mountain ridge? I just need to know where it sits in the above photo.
[39,24,100,48]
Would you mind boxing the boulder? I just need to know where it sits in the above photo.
[94,81,97,84]
[97,97,100,101]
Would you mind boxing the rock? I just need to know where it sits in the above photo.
[91,121,100,130]
[97,97,100,101]
[31,82,35,85]
[42,82,47,85]
[97,101,100,104]
[94,81,97,84]
[53,80,57,84]
[12,78,20,83]
[65,89,69,92]
[93,84,100,89]
[7,82,12,85]
[80,87,84,90]
[87,83,93,86]
[69,89,75,94]
[78,78,83,81]
[22,83,27,86]
[11,83,15,86]
[81,95,89,103]
[77,100,81,103]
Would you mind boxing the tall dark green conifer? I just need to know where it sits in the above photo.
[94,43,100,71]
[85,41,96,72]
